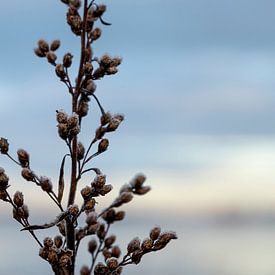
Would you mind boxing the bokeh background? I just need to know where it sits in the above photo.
[1,0,275,274]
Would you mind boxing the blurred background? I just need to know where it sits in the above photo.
[1,0,275,274]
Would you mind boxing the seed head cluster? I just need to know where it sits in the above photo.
[0,0,177,274]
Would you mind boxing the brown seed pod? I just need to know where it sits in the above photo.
[63,53,73,68]
[43,237,54,248]
[85,211,97,225]
[34,47,46,58]
[127,237,141,253]
[50,40,61,51]
[17,149,30,167]
[80,265,90,275]
[0,138,9,154]
[21,168,35,181]
[106,257,118,271]
[0,168,9,191]
[141,238,154,252]
[104,235,116,248]
[46,51,57,65]
[98,138,109,153]
[55,64,66,79]
[90,28,102,41]
[13,191,24,207]
[111,245,121,258]
[38,39,49,53]
[40,177,53,192]
[150,226,161,241]
[54,235,63,248]
[88,239,97,254]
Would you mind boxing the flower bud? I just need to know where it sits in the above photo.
[13,191,24,207]
[94,5,107,17]
[131,250,143,264]
[54,235,63,248]
[131,174,146,189]
[98,138,109,153]
[95,127,106,140]
[111,192,133,208]
[0,168,9,191]
[127,238,140,253]
[100,54,112,67]
[17,149,30,167]
[48,250,58,264]
[0,190,7,201]
[87,223,99,235]
[63,53,73,68]
[94,262,108,275]
[100,112,111,126]
[77,142,85,160]
[88,239,97,254]
[57,221,66,236]
[153,231,177,250]
[34,48,46,58]
[111,57,122,67]
[84,198,96,211]
[81,186,93,200]
[102,208,116,224]
[46,51,57,65]
[68,114,79,128]
[38,39,49,53]
[50,40,61,51]
[85,79,96,94]
[102,248,112,259]
[99,184,113,196]
[96,223,106,239]
[106,66,118,75]
[141,238,153,252]
[76,228,86,241]
[86,211,97,225]
[91,28,102,41]
[58,123,69,140]
[56,110,68,123]
[68,204,79,216]
[80,265,90,275]
[84,63,93,74]
[39,247,49,260]
[115,211,125,221]
[106,257,118,271]
[107,118,121,132]
[70,126,80,139]
[0,138,9,154]
[105,235,116,248]
[55,64,66,79]
[133,186,151,195]
[78,100,89,117]
[43,237,54,248]
[150,226,161,241]
[93,174,106,188]
[59,254,71,267]
[111,245,121,258]
[21,168,35,181]
[40,177,53,192]
[119,183,132,194]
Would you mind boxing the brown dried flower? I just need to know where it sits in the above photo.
[0,138,9,154]
[50,40,61,51]
[17,149,30,167]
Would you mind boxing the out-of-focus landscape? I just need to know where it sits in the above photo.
[1,0,275,274]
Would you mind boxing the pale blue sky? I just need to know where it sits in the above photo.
[1,2,275,275]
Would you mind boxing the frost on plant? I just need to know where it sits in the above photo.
[0,1,177,274]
